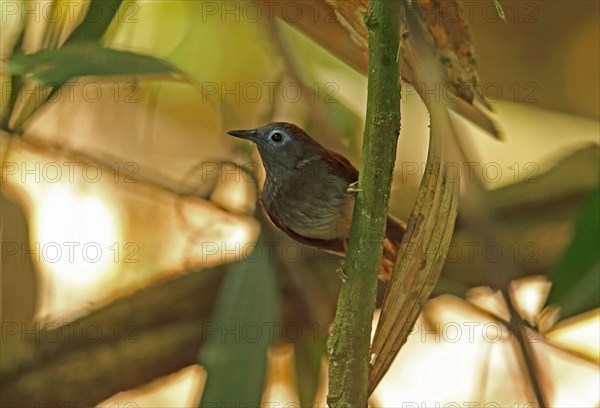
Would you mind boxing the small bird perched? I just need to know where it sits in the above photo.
[227,122,405,280]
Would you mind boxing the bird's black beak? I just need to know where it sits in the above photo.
[226,128,258,142]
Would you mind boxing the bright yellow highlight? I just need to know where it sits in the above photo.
[35,184,119,287]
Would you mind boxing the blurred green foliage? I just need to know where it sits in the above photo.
[198,235,278,407]
[547,184,600,319]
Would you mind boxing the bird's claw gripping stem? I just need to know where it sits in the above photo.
[346,181,362,194]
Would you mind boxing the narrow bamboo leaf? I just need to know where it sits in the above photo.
[198,234,278,407]
[7,43,179,131]
[9,43,179,86]
[10,89,42,134]
[368,112,459,394]
[368,4,460,393]
[1,75,22,131]
[547,184,600,319]
[1,26,26,131]
[66,0,124,43]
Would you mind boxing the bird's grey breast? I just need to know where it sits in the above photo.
[261,160,353,240]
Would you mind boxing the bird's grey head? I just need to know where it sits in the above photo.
[227,122,323,169]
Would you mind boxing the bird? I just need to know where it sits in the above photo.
[227,122,405,280]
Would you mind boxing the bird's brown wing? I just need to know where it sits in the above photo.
[320,148,406,280]
[262,147,405,279]
[321,149,359,184]
[258,148,355,256]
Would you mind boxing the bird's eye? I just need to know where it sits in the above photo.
[270,132,283,142]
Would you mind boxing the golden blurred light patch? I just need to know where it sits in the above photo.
[374,281,600,407]
[564,24,600,118]
[100,365,206,407]
[34,184,120,287]
[547,309,600,365]
[511,276,552,322]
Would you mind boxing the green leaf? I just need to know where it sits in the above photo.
[547,184,600,319]
[1,24,26,131]
[9,43,179,86]
[66,0,124,44]
[1,74,22,131]
[7,42,179,132]
[368,112,460,394]
[293,331,325,407]
[198,234,279,407]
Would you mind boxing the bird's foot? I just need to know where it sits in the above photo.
[336,262,348,283]
[346,181,362,194]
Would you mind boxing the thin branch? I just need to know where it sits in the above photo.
[501,288,550,408]
[462,295,597,366]
[326,1,401,406]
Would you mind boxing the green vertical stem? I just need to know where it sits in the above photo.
[326,0,401,406]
